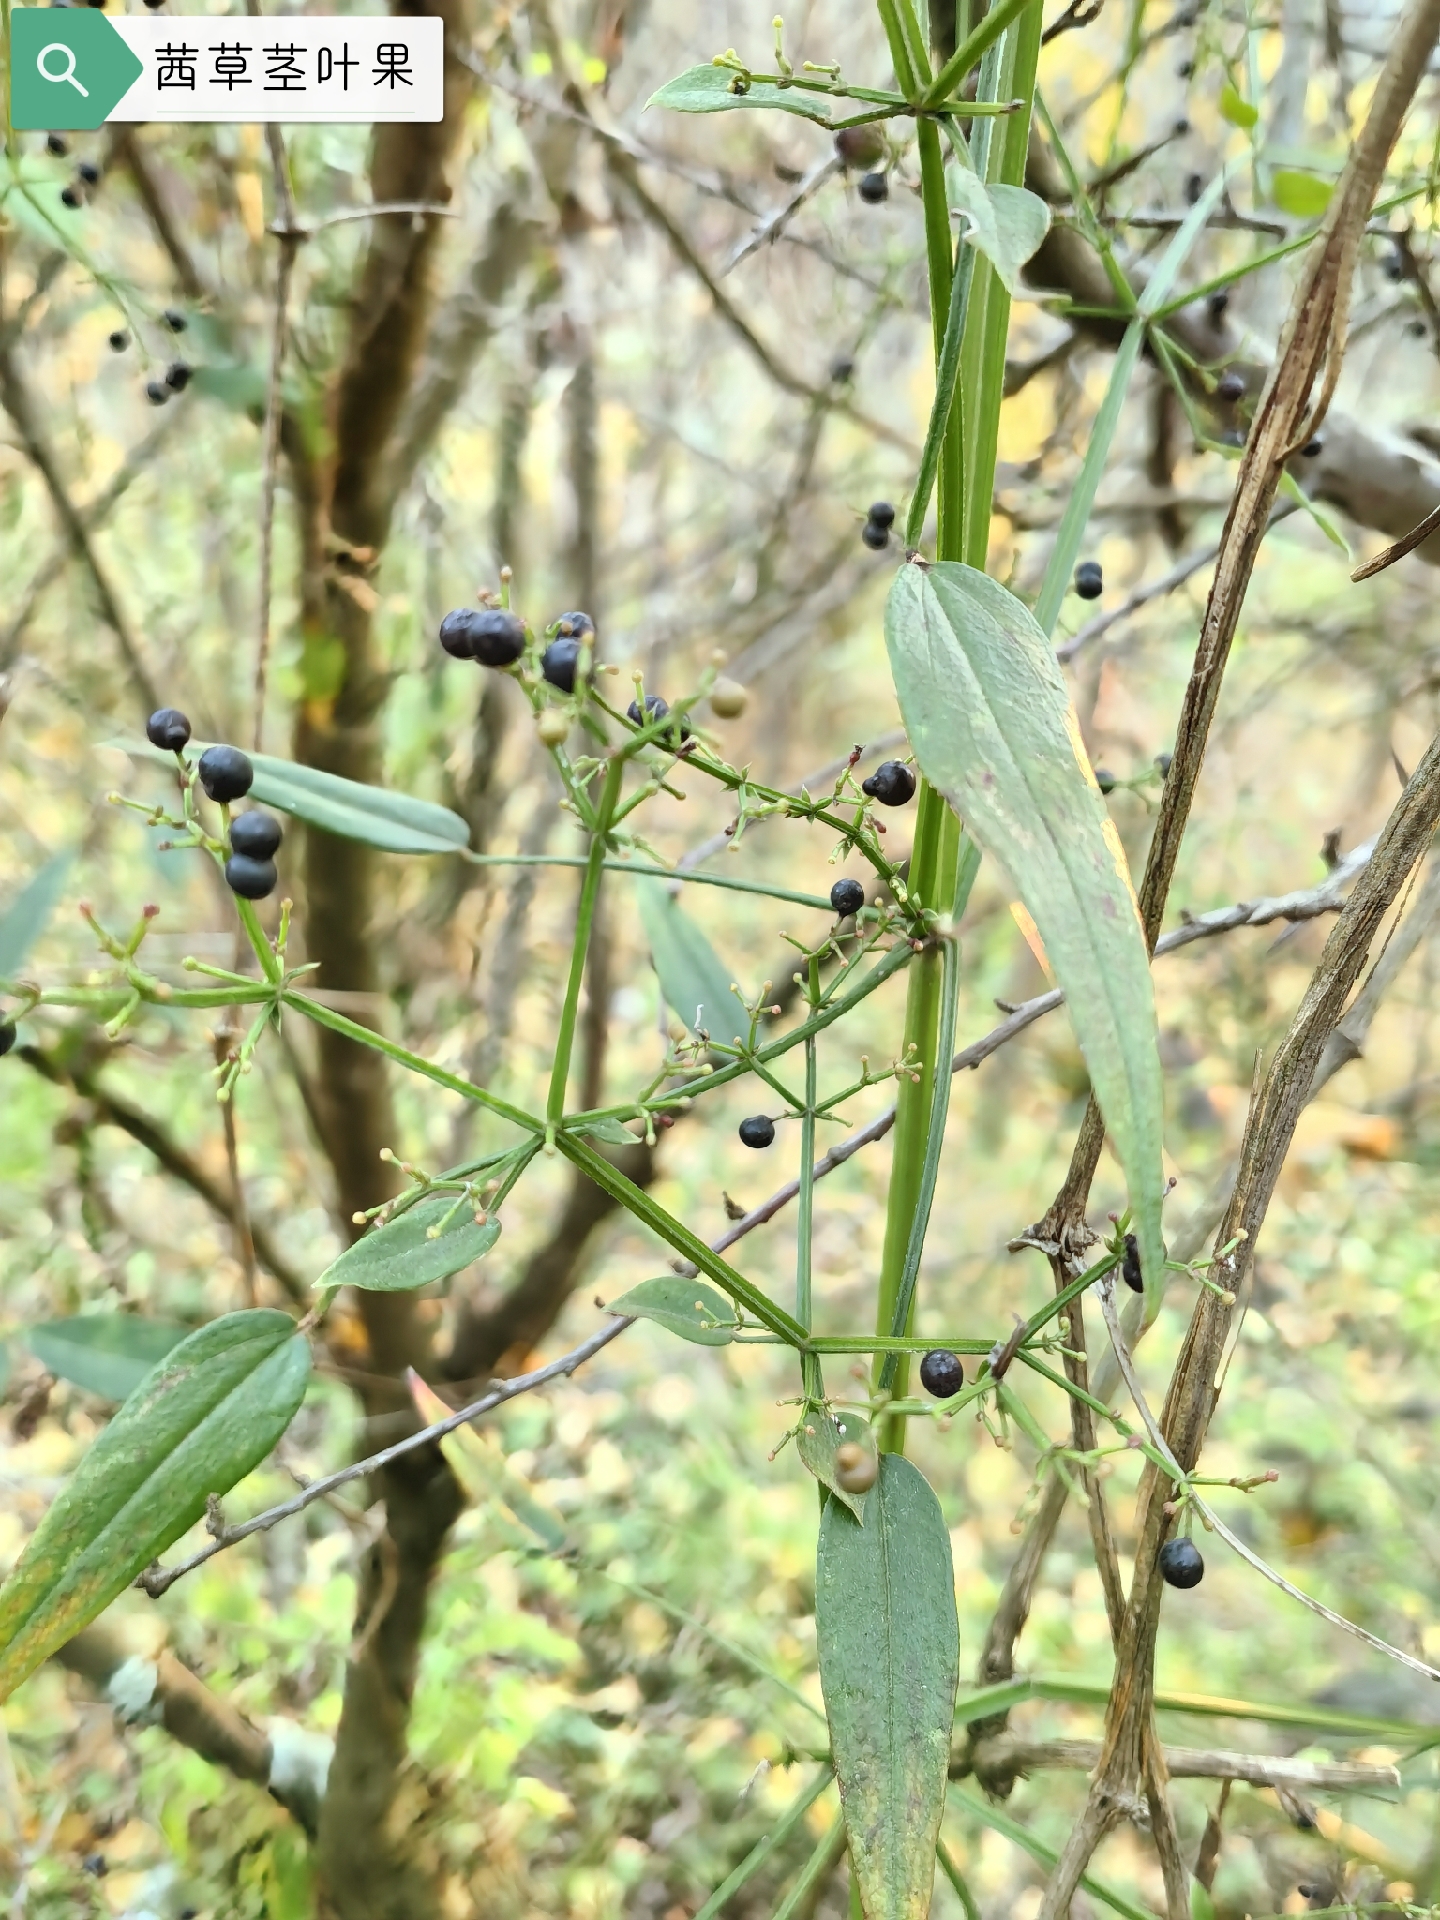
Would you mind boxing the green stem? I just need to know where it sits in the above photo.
[285,992,542,1134]
[877,932,961,1401]
[872,2,1041,1454]
[797,1033,817,1331]
[548,755,622,1123]
[921,0,1033,106]
[464,852,834,913]
[556,1133,808,1344]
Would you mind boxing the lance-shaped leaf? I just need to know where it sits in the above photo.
[648,64,839,124]
[108,740,470,856]
[317,1194,501,1293]
[636,878,743,1041]
[0,852,73,981]
[0,1309,310,1701]
[27,1315,189,1403]
[816,1454,958,1919]
[606,1276,739,1346]
[884,560,1166,1297]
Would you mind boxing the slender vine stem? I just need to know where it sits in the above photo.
[549,755,624,1122]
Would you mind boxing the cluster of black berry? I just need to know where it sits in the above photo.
[861,501,895,551]
[105,310,190,405]
[144,709,284,901]
[49,134,102,211]
[439,605,526,667]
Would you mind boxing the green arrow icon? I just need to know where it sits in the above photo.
[8,8,143,131]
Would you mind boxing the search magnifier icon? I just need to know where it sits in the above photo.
[37,43,89,97]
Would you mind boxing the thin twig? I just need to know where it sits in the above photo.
[251,117,301,752]
[722,156,844,276]
[1097,1278,1440,1686]
[1056,500,1299,664]
[1349,496,1440,580]
[137,1314,634,1597]
[966,1733,1399,1792]
[679,842,1375,1276]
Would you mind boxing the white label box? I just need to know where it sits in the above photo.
[106,16,443,121]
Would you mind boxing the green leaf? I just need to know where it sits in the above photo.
[0,853,73,980]
[606,1277,739,1346]
[796,1406,872,1521]
[317,1194,501,1294]
[635,878,743,1041]
[190,365,267,417]
[647,64,838,124]
[1219,81,1258,128]
[817,1454,958,1920]
[1190,1884,1217,1920]
[27,1315,190,1403]
[884,560,1166,1300]
[0,1308,309,1702]
[1279,469,1351,555]
[1271,168,1333,218]
[949,1787,1160,1920]
[578,1116,641,1146]
[108,741,470,856]
[946,171,1050,296]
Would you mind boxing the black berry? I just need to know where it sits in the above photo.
[919,1349,964,1398]
[1095,768,1117,795]
[858,171,889,205]
[1074,560,1103,600]
[541,637,581,693]
[1155,751,1173,777]
[46,134,68,158]
[1215,369,1244,402]
[224,854,278,901]
[829,356,855,383]
[738,1115,775,1149]
[165,361,190,392]
[1185,172,1202,205]
[862,520,890,551]
[1383,243,1405,283]
[198,744,254,803]
[861,760,916,807]
[142,0,165,9]
[77,160,100,186]
[1159,1537,1204,1588]
[830,877,865,917]
[145,381,169,406]
[627,694,691,743]
[162,308,187,333]
[229,809,282,860]
[1301,437,1323,457]
[146,707,191,751]
[0,1021,15,1060]
[867,501,896,530]
[108,329,128,352]
[438,608,481,659]
[1206,288,1229,322]
[60,186,81,210]
[554,610,595,640]
[469,607,526,667]
[1122,1231,1143,1292]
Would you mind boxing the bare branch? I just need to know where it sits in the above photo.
[56,1624,330,1836]
[138,1314,634,1597]
[965,1733,1399,1794]
[0,341,162,715]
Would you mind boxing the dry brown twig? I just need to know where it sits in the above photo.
[1020,8,1440,1909]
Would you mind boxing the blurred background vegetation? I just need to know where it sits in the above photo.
[5,0,1440,1913]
